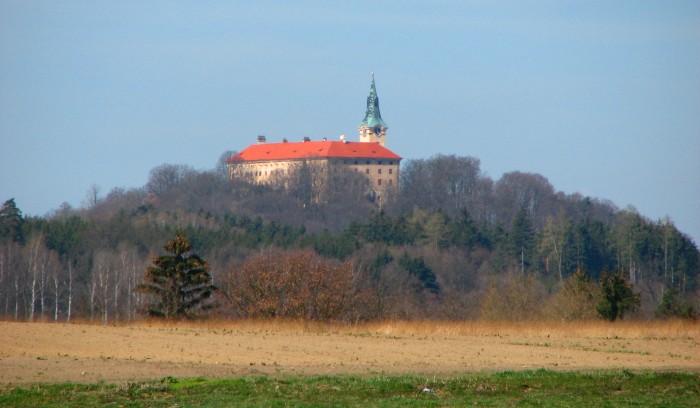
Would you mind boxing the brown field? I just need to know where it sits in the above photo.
[1,320,698,384]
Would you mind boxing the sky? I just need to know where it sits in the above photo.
[1,1,699,244]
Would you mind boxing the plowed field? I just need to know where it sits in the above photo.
[1,320,697,384]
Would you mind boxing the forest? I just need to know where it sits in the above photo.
[1,153,697,322]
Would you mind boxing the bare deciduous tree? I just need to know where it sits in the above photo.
[146,164,195,196]
[83,184,102,209]
[480,274,546,321]
[399,155,486,217]
[224,251,361,321]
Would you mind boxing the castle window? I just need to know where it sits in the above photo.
[389,180,393,185]
[378,169,382,174]
[354,160,358,165]
[378,161,382,165]
[389,169,393,175]
[389,161,393,165]
[366,160,370,165]
[378,179,382,186]
[365,169,370,174]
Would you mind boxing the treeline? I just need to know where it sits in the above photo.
[0,154,697,322]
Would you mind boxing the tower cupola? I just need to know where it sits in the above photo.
[359,74,388,146]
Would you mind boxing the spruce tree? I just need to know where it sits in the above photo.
[136,232,216,319]
[0,198,24,244]
[399,253,440,293]
[654,287,695,319]
[509,207,535,274]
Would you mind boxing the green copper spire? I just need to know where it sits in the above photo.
[360,74,388,129]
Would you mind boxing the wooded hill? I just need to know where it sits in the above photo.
[1,154,697,322]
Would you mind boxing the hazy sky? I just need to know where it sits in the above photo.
[1,1,699,244]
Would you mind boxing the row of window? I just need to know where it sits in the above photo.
[242,169,394,187]
[246,168,394,177]
[241,162,397,178]
[362,168,393,175]
[251,160,396,167]
[344,160,395,165]
[247,169,284,177]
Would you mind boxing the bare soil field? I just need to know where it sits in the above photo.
[1,320,697,384]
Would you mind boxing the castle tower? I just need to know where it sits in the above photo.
[359,74,388,146]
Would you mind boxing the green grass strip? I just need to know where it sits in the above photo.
[1,369,698,407]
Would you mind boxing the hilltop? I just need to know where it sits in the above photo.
[1,153,697,322]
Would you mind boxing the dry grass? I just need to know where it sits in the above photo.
[116,318,698,340]
[364,319,699,339]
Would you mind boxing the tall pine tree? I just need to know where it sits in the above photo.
[509,207,535,274]
[0,198,24,244]
[136,232,217,319]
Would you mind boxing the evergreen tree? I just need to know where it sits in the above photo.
[362,210,393,243]
[450,208,489,248]
[568,219,611,280]
[371,249,393,282]
[0,198,24,244]
[596,270,640,321]
[136,232,217,319]
[654,287,695,319]
[390,215,416,245]
[399,253,440,293]
[509,207,536,274]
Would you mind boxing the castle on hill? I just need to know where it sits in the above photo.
[226,76,401,202]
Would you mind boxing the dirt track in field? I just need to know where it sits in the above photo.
[0,321,698,384]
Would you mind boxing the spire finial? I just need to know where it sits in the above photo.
[360,74,388,129]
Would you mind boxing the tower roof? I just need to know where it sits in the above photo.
[227,140,401,163]
[359,74,389,129]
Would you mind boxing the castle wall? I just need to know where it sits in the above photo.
[228,157,399,200]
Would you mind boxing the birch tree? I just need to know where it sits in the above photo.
[540,214,570,281]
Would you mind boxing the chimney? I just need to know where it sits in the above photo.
[303,136,310,142]
[282,138,288,143]
[340,134,347,143]
[257,135,266,144]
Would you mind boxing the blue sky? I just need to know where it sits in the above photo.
[1,1,699,244]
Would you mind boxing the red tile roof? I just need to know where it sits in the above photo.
[227,140,402,163]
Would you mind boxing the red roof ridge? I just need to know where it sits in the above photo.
[228,140,401,162]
